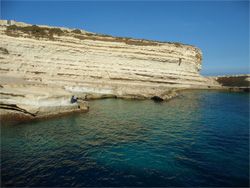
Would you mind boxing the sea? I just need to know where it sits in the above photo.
[1,90,249,187]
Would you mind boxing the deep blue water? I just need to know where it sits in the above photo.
[1,90,249,187]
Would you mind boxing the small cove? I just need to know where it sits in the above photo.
[1,90,249,187]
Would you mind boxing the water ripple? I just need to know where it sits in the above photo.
[1,90,249,187]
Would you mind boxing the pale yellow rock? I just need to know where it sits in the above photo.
[0,20,8,25]
[0,83,89,123]
[0,20,230,124]
[0,21,222,95]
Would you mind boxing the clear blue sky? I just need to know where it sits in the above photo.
[1,0,249,76]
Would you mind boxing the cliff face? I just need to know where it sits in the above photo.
[0,21,221,99]
[0,21,227,124]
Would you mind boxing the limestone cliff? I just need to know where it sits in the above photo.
[0,20,223,123]
[0,21,221,94]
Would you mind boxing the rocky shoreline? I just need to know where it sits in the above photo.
[216,75,250,92]
[0,20,249,126]
[0,75,180,126]
[0,75,248,126]
[0,77,89,126]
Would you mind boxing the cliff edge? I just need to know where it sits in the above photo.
[0,20,231,124]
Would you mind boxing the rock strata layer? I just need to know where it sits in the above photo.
[0,79,89,125]
[0,20,231,124]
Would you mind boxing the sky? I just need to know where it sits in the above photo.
[1,0,249,76]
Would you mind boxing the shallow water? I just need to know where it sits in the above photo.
[1,90,249,187]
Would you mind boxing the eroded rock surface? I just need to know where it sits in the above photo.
[0,21,223,91]
[0,20,227,124]
[0,81,89,125]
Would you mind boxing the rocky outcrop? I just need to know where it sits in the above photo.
[216,75,250,87]
[0,80,89,125]
[0,20,225,124]
[0,21,222,90]
[216,75,250,91]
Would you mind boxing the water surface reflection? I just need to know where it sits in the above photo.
[1,90,249,187]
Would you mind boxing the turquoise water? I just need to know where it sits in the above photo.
[1,90,249,187]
